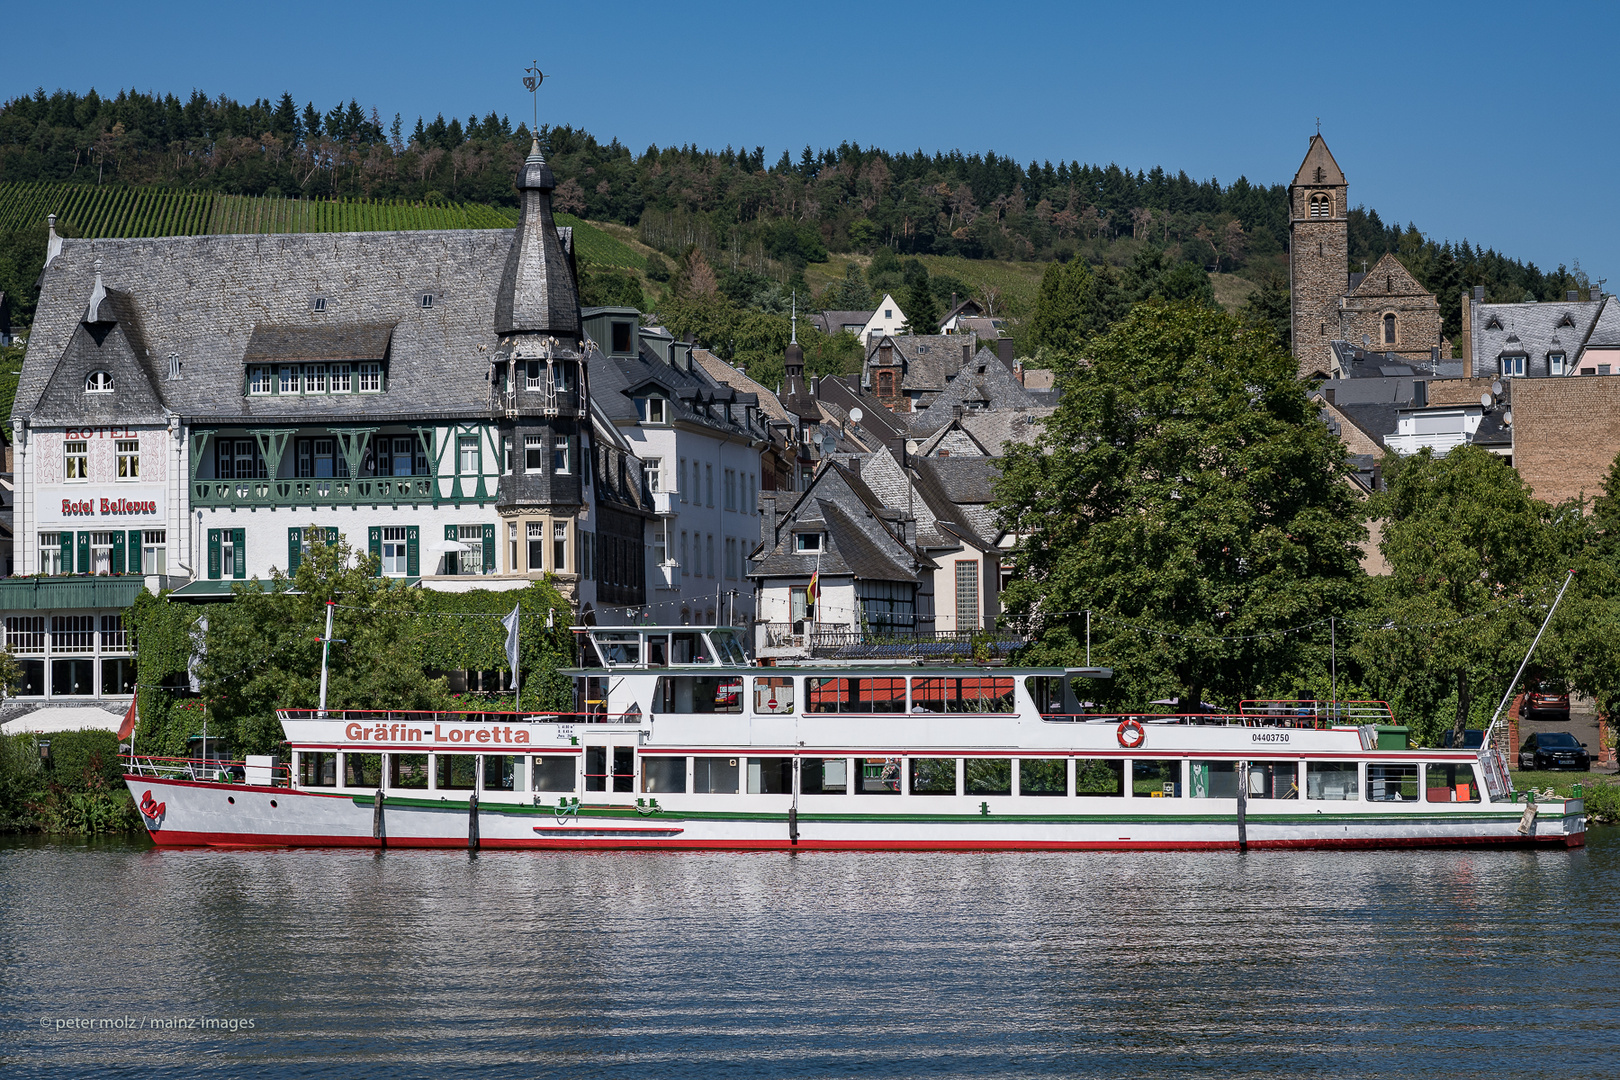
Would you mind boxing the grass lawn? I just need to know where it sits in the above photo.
[1508,769,1617,796]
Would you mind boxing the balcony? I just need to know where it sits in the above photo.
[192,475,439,509]
[651,490,676,515]
[1383,432,1471,457]
[755,622,1027,661]
[653,560,681,590]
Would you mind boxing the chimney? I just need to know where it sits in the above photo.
[1568,290,1580,303]
[961,341,972,368]
[1324,387,1336,405]
[1593,287,1604,302]
[847,457,860,479]
[903,518,916,548]
[810,376,819,398]
[1473,286,1485,301]
[996,337,1015,374]
[761,492,778,546]
[1413,380,1428,408]
[1460,291,1473,368]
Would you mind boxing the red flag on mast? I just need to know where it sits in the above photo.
[117,695,138,742]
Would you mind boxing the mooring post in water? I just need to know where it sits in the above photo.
[468,793,480,854]
[373,789,386,849]
[1236,762,1248,853]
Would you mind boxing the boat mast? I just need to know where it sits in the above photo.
[318,600,335,717]
[1482,569,1575,753]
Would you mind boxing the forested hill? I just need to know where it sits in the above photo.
[0,87,1590,338]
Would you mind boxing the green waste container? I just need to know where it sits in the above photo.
[1374,725,1410,750]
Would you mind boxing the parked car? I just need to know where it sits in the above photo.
[1523,685,1571,722]
[1518,732,1590,771]
[1440,728,1484,750]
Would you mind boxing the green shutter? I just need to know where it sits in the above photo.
[232,528,246,579]
[127,530,143,575]
[76,531,91,574]
[482,523,495,575]
[406,525,419,577]
[208,530,222,580]
[327,527,340,544]
[111,531,126,574]
[287,527,302,572]
[369,526,382,576]
[60,533,73,576]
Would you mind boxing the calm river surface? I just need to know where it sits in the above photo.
[3,833,1618,1078]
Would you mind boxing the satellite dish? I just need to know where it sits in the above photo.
[849,407,863,425]
[1480,392,1494,409]
[820,435,837,456]
[1503,410,1514,426]
[905,439,920,455]
[1491,380,1504,396]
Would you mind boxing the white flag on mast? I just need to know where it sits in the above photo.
[501,605,522,701]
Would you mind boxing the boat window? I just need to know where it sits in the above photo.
[613,747,635,793]
[1025,676,1067,715]
[483,755,519,792]
[965,758,1011,796]
[594,633,641,666]
[585,746,608,792]
[1074,758,1123,796]
[1425,762,1480,803]
[911,676,1015,713]
[1244,761,1298,799]
[753,677,794,714]
[910,758,958,795]
[802,758,848,794]
[646,635,668,667]
[389,754,428,789]
[299,752,337,787]
[1191,761,1239,798]
[532,756,577,792]
[807,677,907,713]
[1133,760,1183,798]
[1019,759,1067,796]
[344,752,381,788]
[708,630,748,665]
[641,756,688,793]
[695,756,740,793]
[436,754,477,791]
[747,757,793,794]
[1305,761,1359,801]
[1367,763,1419,802]
[671,632,712,664]
[654,675,743,714]
[858,757,902,794]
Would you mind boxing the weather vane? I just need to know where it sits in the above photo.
[523,61,544,136]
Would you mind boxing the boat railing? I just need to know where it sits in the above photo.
[1238,699,1396,724]
[276,708,644,726]
[808,627,1029,662]
[1042,710,1354,729]
[125,754,291,787]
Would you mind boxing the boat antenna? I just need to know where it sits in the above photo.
[1481,569,1575,755]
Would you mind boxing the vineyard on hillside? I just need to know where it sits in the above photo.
[0,182,643,269]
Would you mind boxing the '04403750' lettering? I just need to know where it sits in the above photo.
[1251,732,1290,743]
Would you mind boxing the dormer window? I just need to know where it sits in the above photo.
[611,321,634,354]
[795,532,822,553]
[310,296,327,313]
[420,293,435,309]
[1550,352,1566,376]
[1485,316,1503,331]
[85,371,113,393]
[1500,354,1526,378]
[636,396,667,424]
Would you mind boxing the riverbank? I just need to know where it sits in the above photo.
[0,730,140,835]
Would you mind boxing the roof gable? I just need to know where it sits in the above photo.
[1345,253,1432,300]
[1291,134,1345,188]
[33,288,166,424]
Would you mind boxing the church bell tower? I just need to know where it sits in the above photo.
[1288,134,1349,377]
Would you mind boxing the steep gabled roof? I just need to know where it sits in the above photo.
[1292,134,1345,188]
[1345,253,1432,300]
[32,285,166,425]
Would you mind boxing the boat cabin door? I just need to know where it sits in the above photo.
[582,738,637,805]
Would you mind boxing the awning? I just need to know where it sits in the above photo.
[168,579,290,599]
[2,706,127,736]
[428,539,471,554]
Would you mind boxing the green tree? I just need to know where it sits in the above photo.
[1357,446,1558,744]
[902,263,940,334]
[1026,258,1098,358]
[1242,271,1291,350]
[997,302,1366,710]
[821,263,872,310]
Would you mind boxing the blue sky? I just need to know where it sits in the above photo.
[6,0,1613,281]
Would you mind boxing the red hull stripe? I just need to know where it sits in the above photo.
[141,829,1584,851]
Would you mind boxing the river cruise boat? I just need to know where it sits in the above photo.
[124,625,1585,850]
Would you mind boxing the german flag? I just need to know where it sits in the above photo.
[808,568,819,614]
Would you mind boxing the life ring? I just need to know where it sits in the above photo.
[1117,719,1146,749]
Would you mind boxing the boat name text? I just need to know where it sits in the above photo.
[1250,732,1290,743]
[343,722,530,745]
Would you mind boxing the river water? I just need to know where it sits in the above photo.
[2,832,1618,1078]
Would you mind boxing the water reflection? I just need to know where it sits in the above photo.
[2,832,1617,1078]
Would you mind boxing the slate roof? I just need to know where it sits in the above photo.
[691,348,792,425]
[959,408,1054,453]
[1468,295,1609,378]
[809,310,873,336]
[913,345,1039,420]
[242,323,394,363]
[494,140,580,338]
[30,287,167,426]
[586,331,766,445]
[750,461,923,583]
[863,334,975,394]
[17,228,518,425]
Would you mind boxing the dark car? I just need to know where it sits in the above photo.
[1523,685,1571,722]
[1440,728,1485,750]
[1518,732,1590,771]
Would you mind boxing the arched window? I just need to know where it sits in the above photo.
[1383,313,1397,345]
[85,371,113,393]
[1309,193,1331,219]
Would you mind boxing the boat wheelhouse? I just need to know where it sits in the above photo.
[124,625,1586,850]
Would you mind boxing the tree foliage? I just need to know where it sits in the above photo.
[997,302,1366,710]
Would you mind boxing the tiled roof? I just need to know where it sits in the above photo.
[809,310,873,336]
[1469,295,1608,378]
[242,323,394,363]
[691,348,792,424]
[30,288,166,426]
[864,334,975,393]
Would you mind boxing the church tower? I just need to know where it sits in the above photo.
[1288,134,1348,377]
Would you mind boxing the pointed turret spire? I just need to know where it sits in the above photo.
[791,290,798,345]
[494,134,579,337]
